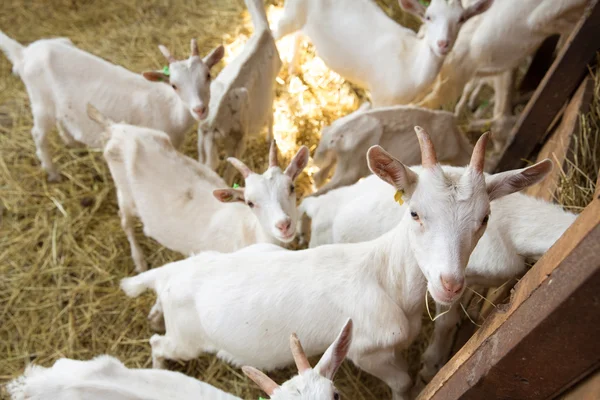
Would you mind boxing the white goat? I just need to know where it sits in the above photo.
[273,0,493,106]
[6,355,239,400]
[6,321,351,400]
[199,0,282,183]
[311,103,473,195]
[0,32,224,181]
[88,105,308,273]
[416,0,588,149]
[120,128,552,400]
[299,159,576,386]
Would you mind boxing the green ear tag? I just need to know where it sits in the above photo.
[394,190,404,206]
[259,397,268,400]
[232,183,240,189]
[418,0,429,6]
[162,66,170,76]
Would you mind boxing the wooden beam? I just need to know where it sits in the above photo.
[561,369,600,400]
[418,185,600,400]
[444,76,595,358]
[527,76,594,200]
[518,35,560,94]
[494,0,600,172]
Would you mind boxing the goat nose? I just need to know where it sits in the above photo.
[437,40,449,50]
[441,276,464,294]
[276,218,292,233]
[193,105,207,117]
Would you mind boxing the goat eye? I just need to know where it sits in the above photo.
[290,184,295,194]
[171,84,177,90]
[333,393,340,400]
[410,211,419,220]
[425,15,431,21]
[247,201,255,208]
[482,215,489,225]
[206,72,211,80]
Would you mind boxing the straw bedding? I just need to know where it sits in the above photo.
[0,0,597,398]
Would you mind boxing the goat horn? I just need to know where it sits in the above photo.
[227,157,252,179]
[242,366,280,396]
[158,45,176,64]
[414,126,438,168]
[269,140,279,168]
[190,39,199,57]
[469,132,489,173]
[290,333,311,373]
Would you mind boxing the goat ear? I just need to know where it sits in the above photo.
[315,319,353,380]
[285,146,310,181]
[213,188,245,203]
[367,145,418,193]
[398,0,426,19]
[142,71,169,83]
[204,45,225,69]
[462,0,494,21]
[486,159,553,201]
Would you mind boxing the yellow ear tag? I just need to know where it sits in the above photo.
[394,190,404,205]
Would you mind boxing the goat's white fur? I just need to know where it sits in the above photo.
[120,128,551,400]
[273,0,493,106]
[6,355,239,400]
[299,168,576,385]
[0,31,223,181]
[6,322,351,400]
[311,103,473,195]
[199,0,282,183]
[88,105,308,273]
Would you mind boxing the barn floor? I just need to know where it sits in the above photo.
[0,0,597,399]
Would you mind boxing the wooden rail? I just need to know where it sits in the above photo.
[417,174,600,400]
[494,0,600,172]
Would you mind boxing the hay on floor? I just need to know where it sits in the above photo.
[0,0,597,399]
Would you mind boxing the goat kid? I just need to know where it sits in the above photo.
[273,0,493,106]
[120,127,550,400]
[199,0,282,184]
[6,320,351,400]
[311,103,472,195]
[0,32,223,181]
[88,105,308,273]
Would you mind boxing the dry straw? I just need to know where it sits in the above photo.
[0,0,596,399]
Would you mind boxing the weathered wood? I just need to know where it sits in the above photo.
[418,184,600,400]
[527,76,595,200]
[446,77,595,358]
[494,0,600,172]
[519,35,560,94]
[560,369,600,400]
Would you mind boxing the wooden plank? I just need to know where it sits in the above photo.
[418,187,600,400]
[519,35,560,94]
[527,76,594,200]
[445,77,594,359]
[560,369,600,400]
[494,0,600,172]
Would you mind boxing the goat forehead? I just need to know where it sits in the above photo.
[429,0,464,15]
[414,170,488,215]
[246,171,289,199]
[172,60,205,77]
[279,371,335,398]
